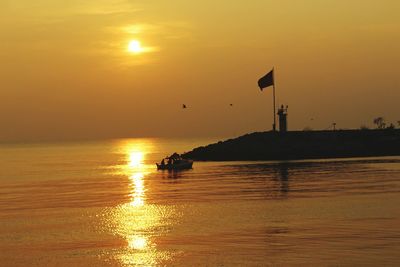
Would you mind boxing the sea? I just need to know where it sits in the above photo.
[1,138,400,266]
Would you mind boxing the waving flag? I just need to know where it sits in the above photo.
[258,69,274,90]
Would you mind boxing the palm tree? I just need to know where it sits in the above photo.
[373,117,386,129]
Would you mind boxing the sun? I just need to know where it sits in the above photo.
[128,40,143,54]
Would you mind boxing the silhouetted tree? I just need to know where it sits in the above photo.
[373,117,386,129]
[387,123,395,130]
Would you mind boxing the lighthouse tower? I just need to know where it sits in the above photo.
[277,105,288,132]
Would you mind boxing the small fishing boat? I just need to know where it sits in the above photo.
[156,160,193,170]
[156,153,193,170]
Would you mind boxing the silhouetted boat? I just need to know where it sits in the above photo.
[156,152,193,170]
[157,153,193,170]
[156,160,193,170]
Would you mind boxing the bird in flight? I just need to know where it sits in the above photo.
[182,104,187,109]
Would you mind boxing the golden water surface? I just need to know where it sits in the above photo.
[1,138,400,266]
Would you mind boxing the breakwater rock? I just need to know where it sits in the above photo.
[182,129,400,161]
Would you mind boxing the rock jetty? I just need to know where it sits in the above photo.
[182,129,400,161]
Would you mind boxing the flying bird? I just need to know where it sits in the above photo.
[229,104,233,106]
[182,104,187,109]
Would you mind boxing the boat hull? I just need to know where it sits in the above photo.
[156,161,193,170]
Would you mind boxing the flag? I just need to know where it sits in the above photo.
[258,69,274,90]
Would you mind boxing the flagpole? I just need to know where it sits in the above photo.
[272,67,276,131]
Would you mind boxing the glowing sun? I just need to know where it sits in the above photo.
[128,40,143,54]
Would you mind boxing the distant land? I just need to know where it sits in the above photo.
[182,129,400,161]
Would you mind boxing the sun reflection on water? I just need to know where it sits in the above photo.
[128,235,148,250]
[105,139,178,266]
[128,151,144,168]
[122,141,150,208]
[130,173,145,207]
[128,149,146,208]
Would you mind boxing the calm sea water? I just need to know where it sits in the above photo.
[1,138,400,266]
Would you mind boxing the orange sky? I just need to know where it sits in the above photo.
[0,0,399,142]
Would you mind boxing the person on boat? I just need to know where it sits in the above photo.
[171,152,180,160]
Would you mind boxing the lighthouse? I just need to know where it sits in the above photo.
[277,105,288,132]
